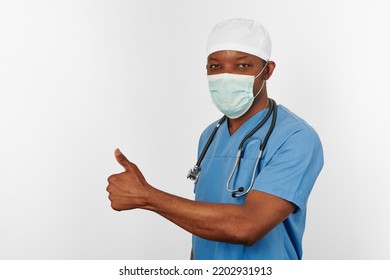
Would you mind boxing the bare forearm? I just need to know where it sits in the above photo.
[107,150,295,246]
[143,186,257,245]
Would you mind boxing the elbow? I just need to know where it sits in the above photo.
[241,236,258,247]
[234,226,263,247]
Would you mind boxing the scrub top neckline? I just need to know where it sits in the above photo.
[224,108,271,138]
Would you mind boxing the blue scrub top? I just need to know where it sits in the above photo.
[192,104,324,260]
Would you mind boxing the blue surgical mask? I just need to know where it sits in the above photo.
[208,63,268,119]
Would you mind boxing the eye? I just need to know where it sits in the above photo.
[208,64,221,70]
[237,63,251,69]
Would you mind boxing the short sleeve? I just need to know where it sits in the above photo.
[252,127,324,212]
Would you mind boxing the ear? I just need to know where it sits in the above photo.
[264,61,276,80]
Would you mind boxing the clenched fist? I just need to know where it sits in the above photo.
[106,149,151,211]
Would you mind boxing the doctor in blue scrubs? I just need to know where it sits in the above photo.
[106,18,324,260]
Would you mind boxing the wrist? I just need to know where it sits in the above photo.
[141,183,161,211]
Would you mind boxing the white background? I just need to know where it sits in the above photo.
[1,0,389,260]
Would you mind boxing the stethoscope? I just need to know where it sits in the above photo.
[187,98,278,198]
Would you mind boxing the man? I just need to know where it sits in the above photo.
[106,18,324,260]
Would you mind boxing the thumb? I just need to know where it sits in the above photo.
[114,148,132,171]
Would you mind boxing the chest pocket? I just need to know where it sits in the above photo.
[230,138,262,194]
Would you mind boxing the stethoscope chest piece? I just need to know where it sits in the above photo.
[187,165,200,183]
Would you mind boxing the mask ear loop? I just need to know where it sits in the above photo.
[254,61,269,79]
[253,61,269,99]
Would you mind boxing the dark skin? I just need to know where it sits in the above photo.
[207,50,276,134]
[106,50,295,259]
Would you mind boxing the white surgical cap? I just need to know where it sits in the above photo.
[206,18,272,61]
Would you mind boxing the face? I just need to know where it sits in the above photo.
[206,50,268,95]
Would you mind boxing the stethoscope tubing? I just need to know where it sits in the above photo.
[188,99,277,198]
[226,99,277,197]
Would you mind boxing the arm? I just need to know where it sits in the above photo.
[107,149,295,246]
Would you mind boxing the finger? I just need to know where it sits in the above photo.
[114,148,132,171]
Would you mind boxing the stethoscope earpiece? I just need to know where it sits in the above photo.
[232,187,245,198]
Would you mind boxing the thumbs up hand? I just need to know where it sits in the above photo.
[106,149,151,211]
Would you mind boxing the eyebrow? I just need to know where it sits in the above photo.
[236,55,249,60]
[208,55,250,62]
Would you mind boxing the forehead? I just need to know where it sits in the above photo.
[207,50,262,63]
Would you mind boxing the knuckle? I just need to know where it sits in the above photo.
[111,202,121,212]
[107,174,118,183]
[106,184,112,193]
